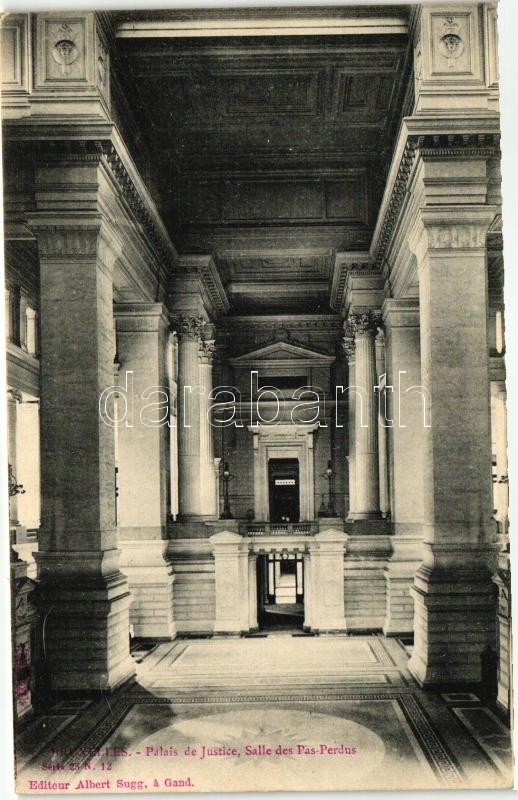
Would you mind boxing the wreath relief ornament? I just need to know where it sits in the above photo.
[439,16,464,69]
[51,22,79,76]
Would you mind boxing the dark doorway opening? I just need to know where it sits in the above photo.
[268,458,300,523]
[256,553,304,631]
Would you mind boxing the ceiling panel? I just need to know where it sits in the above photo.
[115,19,411,312]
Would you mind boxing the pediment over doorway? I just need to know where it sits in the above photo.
[229,340,335,368]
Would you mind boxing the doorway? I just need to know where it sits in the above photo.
[268,458,300,523]
[256,553,304,630]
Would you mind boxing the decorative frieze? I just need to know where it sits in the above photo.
[27,219,121,280]
[426,223,488,250]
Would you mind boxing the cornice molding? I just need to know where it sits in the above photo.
[175,254,230,318]
[370,120,501,273]
[329,251,378,312]
[172,254,230,317]
[3,123,177,289]
[219,314,342,335]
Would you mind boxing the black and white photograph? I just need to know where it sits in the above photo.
[1,1,515,794]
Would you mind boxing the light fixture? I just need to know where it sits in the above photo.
[220,461,234,519]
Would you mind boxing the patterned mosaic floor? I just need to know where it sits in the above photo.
[15,636,513,792]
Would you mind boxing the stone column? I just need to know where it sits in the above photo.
[491,382,508,537]
[342,333,356,520]
[5,286,10,340]
[30,218,134,690]
[375,329,390,519]
[349,311,380,519]
[382,298,424,636]
[198,329,218,517]
[7,389,22,527]
[176,315,204,519]
[308,529,347,632]
[26,308,38,356]
[303,551,313,630]
[408,206,498,685]
[16,398,41,533]
[114,302,175,639]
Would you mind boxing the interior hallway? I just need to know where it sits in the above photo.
[16,635,511,792]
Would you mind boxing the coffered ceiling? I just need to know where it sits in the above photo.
[114,7,411,313]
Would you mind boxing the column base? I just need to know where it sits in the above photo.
[309,529,347,633]
[344,518,390,535]
[408,565,497,687]
[310,625,348,635]
[347,511,382,521]
[210,531,250,635]
[344,533,391,631]
[119,540,176,640]
[383,564,418,636]
[168,537,215,634]
[35,552,135,692]
[383,534,422,636]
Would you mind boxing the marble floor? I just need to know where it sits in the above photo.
[15,636,513,793]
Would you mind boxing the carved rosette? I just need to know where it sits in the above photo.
[174,315,204,342]
[348,311,382,340]
[199,340,216,365]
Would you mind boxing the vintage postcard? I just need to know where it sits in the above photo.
[2,1,514,794]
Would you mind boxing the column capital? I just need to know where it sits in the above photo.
[408,206,498,263]
[27,214,122,275]
[341,332,355,361]
[199,339,216,365]
[348,310,382,339]
[173,314,204,342]
[7,388,23,404]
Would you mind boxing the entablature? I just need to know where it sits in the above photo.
[2,124,177,302]
[370,117,501,293]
